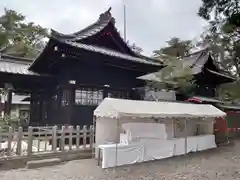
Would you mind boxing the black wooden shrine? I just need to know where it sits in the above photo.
[0,8,163,126]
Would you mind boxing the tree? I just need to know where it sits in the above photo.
[130,43,143,54]
[148,54,196,94]
[217,82,240,103]
[197,29,240,101]
[0,89,20,132]
[199,27,239,75]
[150,37,195,94]
[198,1,240,102]
[127,41,143,54]
[0,8,48,58]
[153,37,193,58]
[198,0,240,33]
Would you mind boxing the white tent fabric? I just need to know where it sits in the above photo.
[122,123,167,141]
[94,98,226,118]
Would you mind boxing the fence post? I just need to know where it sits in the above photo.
[76,125,80,149]
[16,126,23,155]
[69,126,73,150]
[89,125,93,149]
[7,127,13,156]
[27,126,33,156]
[60,126,65,151]
[83,125,87,149]
[52,126,57,151]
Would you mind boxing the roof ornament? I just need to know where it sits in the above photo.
[99,7,115,24]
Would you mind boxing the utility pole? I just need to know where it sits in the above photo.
[123,4,127,41]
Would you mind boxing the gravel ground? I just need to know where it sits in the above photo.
[1,141,240,180]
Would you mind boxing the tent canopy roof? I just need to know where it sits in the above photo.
[94,98,226,119]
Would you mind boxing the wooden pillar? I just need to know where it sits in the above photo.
[68,85,74,125]
[103,87,109,98]
[39,97,43,124]
[5,89,12,117]
[61,85,74,125]
[29,93,35,125]
[29,93,41,125]
[0,94,4,118]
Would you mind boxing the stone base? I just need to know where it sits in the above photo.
[26,158,61,169]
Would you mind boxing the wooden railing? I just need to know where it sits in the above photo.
[0,125,94,158]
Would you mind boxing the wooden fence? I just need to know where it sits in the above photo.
[0,125,94,159]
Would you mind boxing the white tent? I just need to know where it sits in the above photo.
[93,98,226,168]
[94,98,226,119]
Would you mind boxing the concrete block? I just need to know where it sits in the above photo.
[0,159,26,170]
[27,158,61,169]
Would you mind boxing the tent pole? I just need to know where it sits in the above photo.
[173,118,176,138]
[92,115,96,158]
[115,118,119,168]
[173,118,176,156]
[184,119,187,154]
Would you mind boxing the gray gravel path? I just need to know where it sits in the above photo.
[1,141,240,180]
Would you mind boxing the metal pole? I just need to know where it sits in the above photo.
[123,5,127,41]
[184,119,187,154]
[92,115,96,158]
[173,118,176,138]
[115,118,120,168]
[173,118,176,156]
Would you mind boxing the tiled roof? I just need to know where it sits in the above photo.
[137,72,177,84]
[50,8,163,65]
[137,47,235,82]
[181,49,209,74]
[49,7,130,50]
[50,8,121,43]
[61,39,162,66]
[206,69,236,80]
[29,8,163,70]
[51,20,109,41]
[0,54,50,76]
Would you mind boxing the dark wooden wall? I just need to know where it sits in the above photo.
[31,55,148,126]
[56,58,146,89]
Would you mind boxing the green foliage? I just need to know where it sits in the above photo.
[218,82,240,103]
[0,89,20,132]
[155,55,196,94]
[198,1,240,102]
[0,115,20,133]
[153,37,193,58]
[199,29,240,100]
[198,0,240,33]
[199,28,240,78]
[0,8,48,58]
[151,38,196,94]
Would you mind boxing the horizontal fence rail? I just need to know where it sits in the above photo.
[0,125,94,159]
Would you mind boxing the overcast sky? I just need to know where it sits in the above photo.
[0,0,207,55]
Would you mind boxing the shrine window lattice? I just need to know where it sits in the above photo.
[75,88,103,106]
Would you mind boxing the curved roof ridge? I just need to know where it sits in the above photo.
[49,7,140,57]
[185,45,210,58]
[50,7,114,40]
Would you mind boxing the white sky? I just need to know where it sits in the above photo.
[0,0,207,55]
